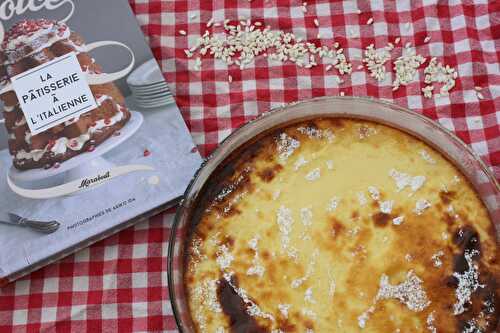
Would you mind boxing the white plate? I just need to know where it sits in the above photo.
[138,102,174,109]
[131,87,171,96]
[133,92,172,101]
[133,88,172,96]
[136,93,174,101]
[137,97,174,105]
[128,81,169,89]
[137,98,175,108]
[129,85,169,94]
[126,59,165,86]
[130,80,169,87]
[131,86,170,94]
[135,96,174,104]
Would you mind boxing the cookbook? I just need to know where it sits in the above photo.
[0,0,202,285]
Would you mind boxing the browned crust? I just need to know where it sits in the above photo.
[183,117,500,332]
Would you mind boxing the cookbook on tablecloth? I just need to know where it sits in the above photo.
[0,0,202,285]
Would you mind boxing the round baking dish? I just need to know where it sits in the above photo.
[167,96,499,332]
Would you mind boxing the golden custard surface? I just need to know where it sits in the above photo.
[185,118,499,332]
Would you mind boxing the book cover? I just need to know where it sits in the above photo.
[0,0,202,284]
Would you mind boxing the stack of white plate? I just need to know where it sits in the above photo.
[127,59,174,108]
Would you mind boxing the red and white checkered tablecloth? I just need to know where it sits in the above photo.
[1,1,499,332]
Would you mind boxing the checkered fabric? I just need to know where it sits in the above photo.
[1,1,499,332]
[134,0,499,179]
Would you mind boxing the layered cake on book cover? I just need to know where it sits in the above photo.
[0,19,130,170]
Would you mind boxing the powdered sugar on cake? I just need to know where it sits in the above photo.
[327,196,340,212]
[300,207,313,226]
[358,271,430,328]
[358,124,378,139]
[301,308,317,320]
[452,249,484,315]
[305,167,321,181]
[216,244,234,271]
[379,200,394,214]
[414,199,431,215]
[328,269,336,298]
[276,205,294,254]
[304,287,316,304]
[419,150,436,164]
[358,305,376,329]
[223,272,275,321]
[272,189,281,201]
[276,133,300,163]
[426,311,437,333]
[392,216,405,225]
[297,126,334,142]
[291,249,319,289]
[357,191,368,206]
[389,169,426,194]
[293,156,309,170]
[368,186,380,201]
[246,235,265,277]
[431,251,444,268]
[278,304,290,318]
[193,279,222,314]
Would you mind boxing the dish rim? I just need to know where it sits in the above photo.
[167,95,500,332]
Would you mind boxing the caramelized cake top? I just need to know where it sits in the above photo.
[184,118,499,332]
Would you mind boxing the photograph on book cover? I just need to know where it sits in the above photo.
[0,0,202,279]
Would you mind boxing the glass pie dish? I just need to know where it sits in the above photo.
[167,96,500,332]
